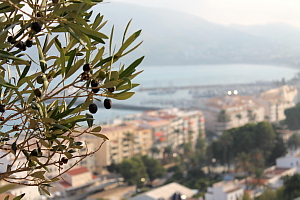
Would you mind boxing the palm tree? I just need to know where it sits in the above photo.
[173,128,181,148]
[236,114,242,126]
[220,132,233,172]
[163,145,173,163]
[247,110,257,123]
[124,132,135,157]
[235,152,252,189]
[250,149,265,169]
[150,146,160,158]
[217,110,231,133]
[253,168,265,189]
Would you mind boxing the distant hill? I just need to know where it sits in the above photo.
[95,2,300,67]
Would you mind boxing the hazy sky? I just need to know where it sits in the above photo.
[113,0,300,27]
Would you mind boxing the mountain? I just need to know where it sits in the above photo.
[230,23,300,46]
[95,2,300,67]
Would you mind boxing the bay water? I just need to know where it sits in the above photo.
[94,64,300,124]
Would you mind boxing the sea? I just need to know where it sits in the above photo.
[93,64,300,124]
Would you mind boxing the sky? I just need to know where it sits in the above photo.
[112,0,300,27]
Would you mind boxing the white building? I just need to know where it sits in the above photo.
[204,95,265,135]
[276,149,300,171]
[8,185,46,200]
[263,166,296,189]
[205,180,244,200]
[130,182,196,200]
[257,85,298,122]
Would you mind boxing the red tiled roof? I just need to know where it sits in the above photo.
[251,178,268,185]
[59,181,72,188]
[148,120,170,127]
[266,168,290,175]
[66,167,89,176]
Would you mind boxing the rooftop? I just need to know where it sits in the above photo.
[265,168,290,176]
[66,166,90,176]
[147,119,170,128]
[224,187,242,193]
[130,182,195,200]
[59,181,72,188]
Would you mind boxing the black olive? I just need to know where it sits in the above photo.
[92,88,100,93]
[31,22,42,33]
[0,104,6,113]
[61,157,68,164]
[89,103,98,114]
[15,41,24,48]
[36,13,42,17]
[108,86,116,93]
[91,79,98,87]
[36,75,44,84]
[7,36,13,43]
[30,149,38,157]
[0,117,4,121]
[34,88,42,97]
[25,39,33,47]
[104,99,112,109]
[83,64,91,72]
[20,44,26,51]
[81,72,91,81]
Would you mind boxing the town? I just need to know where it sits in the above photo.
[2,81,300,200]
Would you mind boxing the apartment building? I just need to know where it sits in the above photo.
[205,180,244,200]
[138,108,205,148]
[204,95,265,135]
[84,122,147,174]
[82,108,205,174]
[257,85,298,122]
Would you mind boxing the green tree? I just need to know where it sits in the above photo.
[118,156,148,187]
[107,162,119,173]
[220,131,233,172]
[163,145,173,158]
[287,133,300,150]
[255,188,279,200]
[284,103,300,130]
[124,132,135,156]
[247,109,257,123]
[235,152,252,188]
[254,122,276,159]
[141,155,165,182]
[150,146,160,158]
[267,131,287,165]
[253,168,264,188]
[181,142,193,158]
[236,113,242,126]
[250,149,265,169]
[235,152,252,174]
[0,0,143,195]
[194,132,207,167]
[217,110,231,131]
[242,192,252,200]
[282,174,300,200]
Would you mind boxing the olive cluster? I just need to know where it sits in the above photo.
[7,22,42,51]
[81,64,114,114]
[0,104,5,121]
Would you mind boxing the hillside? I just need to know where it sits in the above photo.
[95,2,300,67]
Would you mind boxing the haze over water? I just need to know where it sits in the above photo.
[94,64,299,124]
